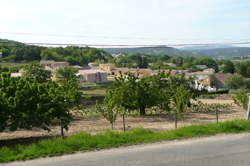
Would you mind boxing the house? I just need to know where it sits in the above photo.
[40,60,69,72]
[195,65,208,70]
[77,69,108,83]
[186,69,216,91]
[99,64,116,74]
[210,73,233,90]
[164,63,177,67]
[114,68,131,77]
[114,68,156,78]
[11,72,22,77]
[203,68,215,73]
[88,62,98,67]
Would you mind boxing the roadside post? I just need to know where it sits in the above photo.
[246,94,250,120]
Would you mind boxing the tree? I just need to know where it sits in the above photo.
[194,58,219,72]
[225,74,249,89]
[136,55,148,68]
[222,60,235,73]
[40,48,62,61]
[0,73,80,136]
[233,90,248,110]
[95,90,120,130]
[171,85,193,128]
[23,63,51,83]
[55,66,78,86]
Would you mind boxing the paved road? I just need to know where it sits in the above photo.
[3,133,250,166]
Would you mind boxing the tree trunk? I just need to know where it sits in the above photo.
[111,122,114,130]
[139,106,146,116]
[122,114,126,132]
[60,119,64,138]
[175,111,178,129]
[216,109,219,124]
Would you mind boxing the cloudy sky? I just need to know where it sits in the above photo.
[0,0,250,45]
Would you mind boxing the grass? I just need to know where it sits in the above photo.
[1,120,250,163]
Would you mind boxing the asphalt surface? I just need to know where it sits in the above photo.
[2,133,250,166]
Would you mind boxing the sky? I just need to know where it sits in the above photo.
[0,0,250,46]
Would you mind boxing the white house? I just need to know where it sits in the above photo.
[11,72,22,77]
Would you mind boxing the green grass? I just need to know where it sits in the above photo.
[1,120,250,163]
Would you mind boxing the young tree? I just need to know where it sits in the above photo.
[171,85,193,129]
[96,100,119,130]
[233,90,248,110]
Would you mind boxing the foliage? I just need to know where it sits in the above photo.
[190,102,230,112]
[55,66,78,86]
[0,39,112,65]
[193,58,219,72]
[23,63,52,83]
[95,92,120,129]
[0,73,80,132]
[233,90,248,110]
[171,85,193,128]
[225,74,250,89]
[236,61,250,77]
[222,60,235,73]
[1,120,250,163]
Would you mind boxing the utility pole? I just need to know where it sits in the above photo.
[246,94,250,120]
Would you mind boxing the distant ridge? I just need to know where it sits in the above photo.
[102,46,204,57]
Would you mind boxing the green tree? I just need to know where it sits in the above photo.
[0,73,80,135]
[55,66,78,86]
[96,90,121,130]
[171,85,193,128]
[225,74,249,89]
[233,90,248,110]
[23,63,51,83]
[222,60,235,73]
[136,55,148,68]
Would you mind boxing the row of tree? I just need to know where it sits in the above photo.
[96,72,200,130]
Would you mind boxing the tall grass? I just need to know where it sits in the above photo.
[1,120,250,163]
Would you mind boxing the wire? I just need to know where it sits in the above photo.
[23,41,250,47]
[0,40,250,47]
[1,31,250,41]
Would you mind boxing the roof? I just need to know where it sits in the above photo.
[78,69,107,74]
[40,60,55,64]
[213,73,233,84]
[186,71,213,76]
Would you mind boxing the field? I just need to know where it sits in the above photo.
[0,81,246,147]
[0,96,245,142]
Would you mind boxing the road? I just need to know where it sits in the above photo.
[2,133,250,166]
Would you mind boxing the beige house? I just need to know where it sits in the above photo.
[99,64,116,74]
[40,60,69,72]
[77,69,108,83]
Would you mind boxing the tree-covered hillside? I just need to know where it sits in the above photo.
[181,46,250,59]
[102,46,205,57]
[0,39,112,65]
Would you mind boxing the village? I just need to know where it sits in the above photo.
[9,59,233,93]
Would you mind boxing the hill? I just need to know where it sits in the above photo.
[181,46,250,59]
[102,46,205,57]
